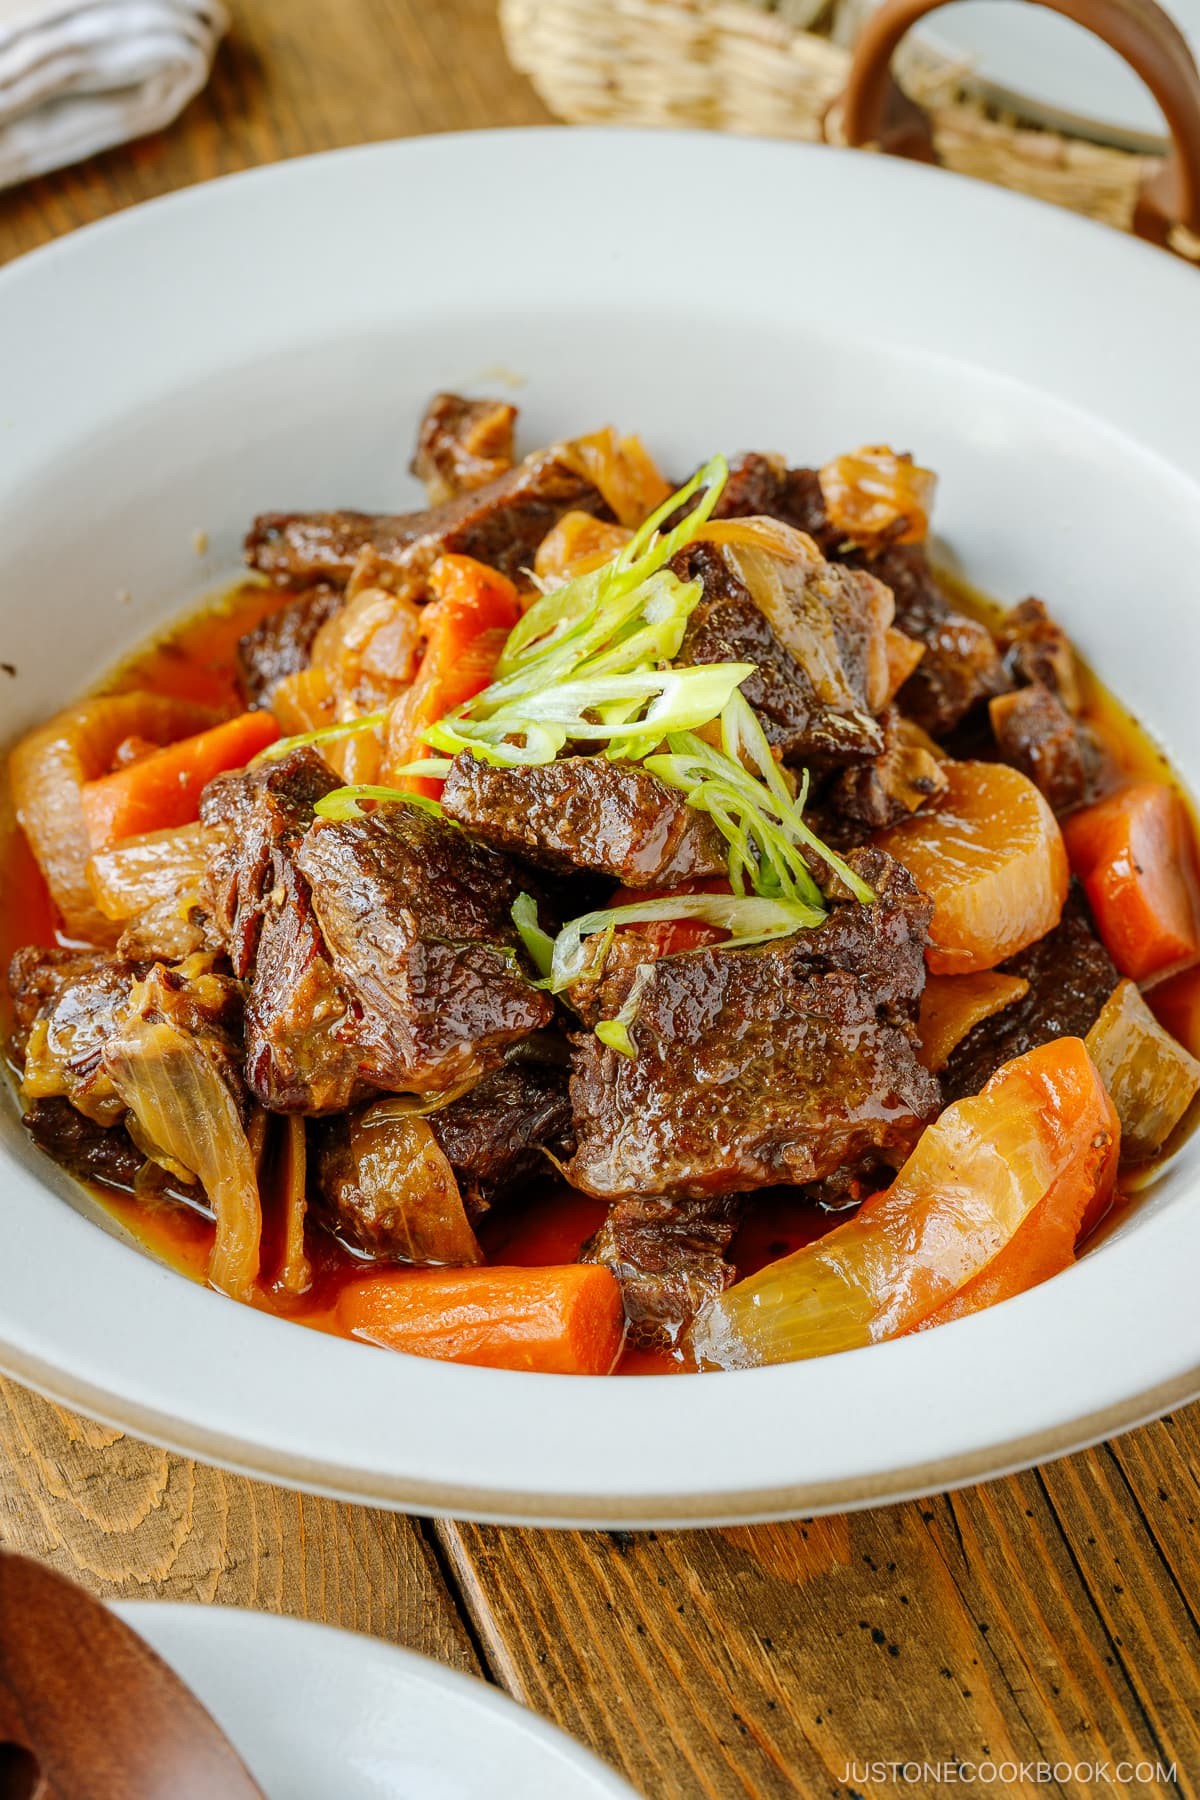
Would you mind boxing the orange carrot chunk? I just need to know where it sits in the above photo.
[80,711,280,849]
[1062,781,1200,982]
[690,1038,1117,1366]
[334,1263,625,1375]
[384,553,520,796]
[874,761,1068,975]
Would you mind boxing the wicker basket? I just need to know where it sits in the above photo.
[500,0,1178,240]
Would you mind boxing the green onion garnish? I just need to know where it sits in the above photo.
[315,785,445,821]
[258,709,387,762]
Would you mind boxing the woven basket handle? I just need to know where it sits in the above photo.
[837,0,1200,253]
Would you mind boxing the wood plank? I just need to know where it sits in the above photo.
[0,1378,479,1670]
[0,0,549,264]
[437,1413,1200,1799]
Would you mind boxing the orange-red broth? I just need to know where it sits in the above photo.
[0,578,1195,1373]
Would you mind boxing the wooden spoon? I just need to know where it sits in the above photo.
[0,1551,264,1799]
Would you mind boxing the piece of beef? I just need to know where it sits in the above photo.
[440,753,728,887]
[997,597,1082,711]
[7,946,144,1126]
[581,1193,744,1349]
[673,541,887,766]
[988,683,1108,815]
[856,544,1010,737]
[427,1052,574,1211]
[708,452,830,544]
[200,748,372,1113]
[296,801,555,1097]
[245,450,608,591]
[828,707,950,832]
[566,850,940,1201]
[23,1097,144,1191]
[941,882,1120,1103]
[236,586,343,707]
[709,455,1010,738]
[411,392,518,505]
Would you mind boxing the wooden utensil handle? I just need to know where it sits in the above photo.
[836,0,1200,253]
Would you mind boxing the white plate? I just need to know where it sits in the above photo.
[2,129,1200,1525]
[913,0,1200,149]
[113,1603,638,1800]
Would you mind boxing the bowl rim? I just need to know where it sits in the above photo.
[3,125,1200,1527]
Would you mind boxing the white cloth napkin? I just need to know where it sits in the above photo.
[0,0,227,190]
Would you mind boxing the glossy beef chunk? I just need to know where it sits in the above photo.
[427,1053,574,1211]
[567,851,940,1201]
[411,392,517,505]
[296,800,555,1097]
[440,753,728,888]
[859,544,1010,737]
[22,1098,144,1191]
[236,586,342,708]
[244,450,607,591]
[942,883,1120,1103]
[827,707,949,833]
[200,748,370,1113]
[989,683,1107,815]
[708,452,829,542]
[997,597,1082,709]
[673,542,886,766]
[710,454,1010,738]
[581,1193,743,1350]
[7,946,143,1126]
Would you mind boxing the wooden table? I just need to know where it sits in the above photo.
[2,4,1199,1795]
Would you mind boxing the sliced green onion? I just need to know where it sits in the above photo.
[427,664,754,767]
[544,894,826,994]
[314,785,445,821]
[498,456,727,677]
[258,709,387,762]
[511,892,554,977]
[595,1019,636,1058]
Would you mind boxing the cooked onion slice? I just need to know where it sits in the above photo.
[10,693,212,942]
[1086,979,1200,1160]
[103,979,262,1301]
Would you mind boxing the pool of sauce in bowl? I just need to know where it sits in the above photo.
[2,573,1196,1375]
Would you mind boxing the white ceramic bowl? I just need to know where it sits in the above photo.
[2,130,1199,1526]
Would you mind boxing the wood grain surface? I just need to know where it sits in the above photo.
[1,4,1198,1797]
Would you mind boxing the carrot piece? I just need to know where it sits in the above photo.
[912,1069,1120,1331]
[384,553,520,795]
[691,1038,1118,1366]
[1062,781,1200,981]
[916,970,1030,1073]
[80,711,280,849]
[334,1263,625,1375]
[1148,964,1200,1059]
[874,761,1069,974]
[606,877,732,957]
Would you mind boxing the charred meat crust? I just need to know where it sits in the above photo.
[440,752,728,887]
[566,851,940,1201]
[244,451,610,590]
